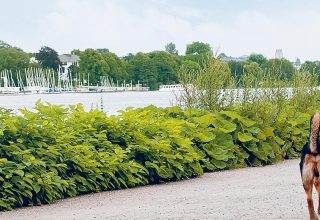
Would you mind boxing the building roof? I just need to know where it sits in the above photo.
[58,54,80,63]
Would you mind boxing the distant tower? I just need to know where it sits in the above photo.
[275,49,283,59]
[294,58,301,70]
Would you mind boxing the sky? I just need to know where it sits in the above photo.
[1,0,320,61]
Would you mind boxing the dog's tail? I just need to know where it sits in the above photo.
[309,112,320,153]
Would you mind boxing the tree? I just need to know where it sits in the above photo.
[244,62,263,78]
[243,62,263,87]
[228,61,245,81]
[264,58,295,80]
[77,49,128,85]
[0,48,30,72]
[301,61,320,82]
[149,51,179,85]
[217,53,227,60]
[125,53,157,90]
[78,49,109,85]
[301,61,320,74]
[185,41,212,55]
[36,46,60,70]
[97,48,109,53]
[180,60,201,73]
[179,57,235,110]
[165,42,178,55]
[102,52,128,81]
[248,54,267,66]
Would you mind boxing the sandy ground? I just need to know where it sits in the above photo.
[0,159,313,220]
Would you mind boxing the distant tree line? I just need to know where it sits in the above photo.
[1,39,320,90]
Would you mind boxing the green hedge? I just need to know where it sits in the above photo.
[0,102,310,210]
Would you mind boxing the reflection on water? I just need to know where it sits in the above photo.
[0,91,177,115]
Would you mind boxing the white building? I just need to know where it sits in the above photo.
[58,54,80,81]
[275,49,283,59]
[29,57,39,64]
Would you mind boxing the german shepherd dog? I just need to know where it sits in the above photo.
[300,112,320,220]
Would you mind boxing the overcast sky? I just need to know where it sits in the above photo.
[1,0,319,61]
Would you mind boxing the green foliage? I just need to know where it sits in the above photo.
[0,102,312,211]
[149,51,179,85]
[0,48,30,72]
[78,49,110,85]
[244,62,263,81]
[228,61,245,80]
[263,58,295,81]
[185,41,212,55]
[248,54,267,66]
[165,42,178,55]
[180,60,201,73]
[179,57,237,111]
[125,51,180,90]
[102,52,128,81]
[301,61,320,82]
[36,46,60,70]
[125,52,158,89]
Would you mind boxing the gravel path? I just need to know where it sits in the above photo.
[0,159,312,220]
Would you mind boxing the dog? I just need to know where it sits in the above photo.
[300,112,320,220]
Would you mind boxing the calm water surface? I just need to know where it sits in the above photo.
[0,91,177,115]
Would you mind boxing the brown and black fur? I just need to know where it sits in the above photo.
[300,112,320,220]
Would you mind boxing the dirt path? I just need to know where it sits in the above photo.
[0,159,312,220]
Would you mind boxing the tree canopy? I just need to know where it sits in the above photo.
[248,54,267,66]
[265,58,295,80]
[36,46,61,70]
[165,42,178,55]
[0,48,30,72]
[2,39,319,90]
[185,41,212,55]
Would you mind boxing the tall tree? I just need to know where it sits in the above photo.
[180,60,201,73]
[149,51,179,85]
[228,61,245,80]
[78,49,109,85]
[102,52,128,80]
[0,48,30,71]
[244,62,263,80]
[36,46,60,70]
[301,61,320,82]
[165,42,178,55]
[77,49,128,84]
[248,54,267,66]
[125,53,157,89]
[264,58,295,80]
[185,41,212,55]
[301,61,320,74]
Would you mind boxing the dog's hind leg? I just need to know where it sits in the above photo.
[314,159,320,215]
[302,158,318,220]
[314,178,320,215]
[305,180,318,220]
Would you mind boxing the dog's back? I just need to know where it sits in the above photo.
[309,112,320,154]
[300,112,320,174]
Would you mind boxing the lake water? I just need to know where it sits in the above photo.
[0,91,178,115]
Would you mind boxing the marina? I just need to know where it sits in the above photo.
[0,68,149,95]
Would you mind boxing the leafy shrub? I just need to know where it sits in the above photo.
[0,102,311,211]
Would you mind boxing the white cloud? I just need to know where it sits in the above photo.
[13,0,320,61]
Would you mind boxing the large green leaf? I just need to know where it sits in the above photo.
[238,132,254,142]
